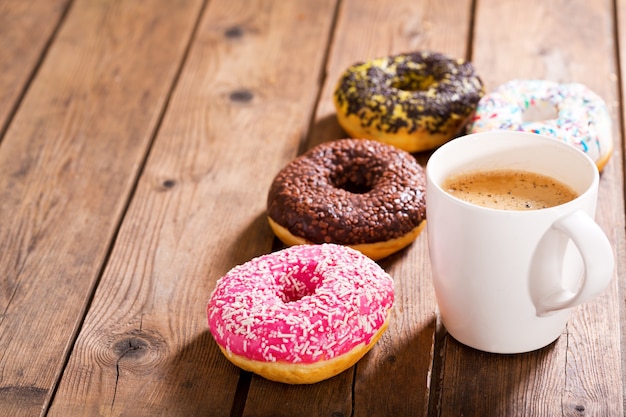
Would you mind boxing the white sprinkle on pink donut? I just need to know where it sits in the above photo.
[207,244,394,364]
[469,80,612,169]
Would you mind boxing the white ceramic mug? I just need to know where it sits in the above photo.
[426,131,614,353]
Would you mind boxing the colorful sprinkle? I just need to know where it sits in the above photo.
[207,244,394,364]
[469,80,612,169]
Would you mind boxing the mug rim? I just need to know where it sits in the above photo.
[426,131,600,214]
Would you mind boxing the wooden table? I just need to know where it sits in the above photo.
[1,0,624,415]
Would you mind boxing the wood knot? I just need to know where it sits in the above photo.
[229,89,254,103]
[162,179,176,189]
[224,25,244,38]
[113,336,150,360]
[574,405,585,412]
[156,178,177,192]
[110,329,166,370]
[0,385,47,407]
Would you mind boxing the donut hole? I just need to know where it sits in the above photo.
[336,177,372,194]
[522,99,559,123]
[330,161,381,194]
[330,165,375,194]
[280,284,316,303]
[390,74,437,92]
[278,268,321,303]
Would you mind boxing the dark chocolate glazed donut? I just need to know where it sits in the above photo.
[267,139,426,250]
[333,51,484,152]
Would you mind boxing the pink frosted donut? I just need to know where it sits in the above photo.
[206,244,394,384]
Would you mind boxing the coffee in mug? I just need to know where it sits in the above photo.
[443,169,578,210]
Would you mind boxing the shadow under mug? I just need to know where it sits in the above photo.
[426,131,614,354]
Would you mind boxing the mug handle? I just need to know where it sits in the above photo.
[530,210,614,316]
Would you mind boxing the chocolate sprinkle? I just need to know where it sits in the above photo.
[267,139,426,245]
[333,51,484,136]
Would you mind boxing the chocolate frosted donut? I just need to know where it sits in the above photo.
[333,51,484,152]
[267,138,426,260]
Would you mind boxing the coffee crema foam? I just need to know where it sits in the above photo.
[443,169,578,210]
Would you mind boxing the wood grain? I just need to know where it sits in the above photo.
[0,0,70,137]
[0,0,204,415]
[434,0,625,415]
[0,0,624,415]
[48,0,338,415]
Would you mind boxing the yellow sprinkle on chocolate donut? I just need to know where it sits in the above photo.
[333,51,485,152]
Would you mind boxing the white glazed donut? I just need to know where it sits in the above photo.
[206,244,394,384]
[468,80,613,171]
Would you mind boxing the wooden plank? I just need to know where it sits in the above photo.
[0,0,204,415]
[616,0,626,415]
[240,1,474,416]
[47,0,338,415]
[0,0,70,137]
[434,0,625,415]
